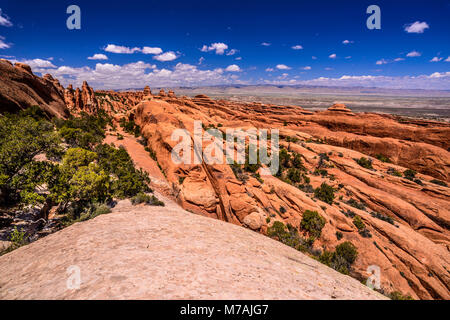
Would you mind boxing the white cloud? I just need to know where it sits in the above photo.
[200,42,229,55]
[324,67,333,71]
[104,44,141,54]
[302,66,311,70]
[312,56,317,60]
[141,47,163,55]
[445,56,450,62]
[0,9,12,27]
[198,57,205,65]
[276,64,291,70]
[394,58,405,62]
[406,51,421,57]
[342,40,353,44]
[153,51,178,62]
[376,59,388,65]
[345,56,352,59]
[429,71,450,78]
[329,53,337,59]
[88,54,108,60]
[261,42,271,47]
[296,72,450,90]
[265,68,274,72]
[0,36,10,49]
[35,61,237,89]
[226,49,238,56]
[292,45,303,50]
[404,21,429,34]
[225,64,241,72]
[15,58,57,69]
[430,57,443,62]
[235,57,242,61]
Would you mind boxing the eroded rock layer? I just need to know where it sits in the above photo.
[0,59,69,118]
[122,92,450,300]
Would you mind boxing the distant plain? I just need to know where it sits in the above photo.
[171,85,450,122]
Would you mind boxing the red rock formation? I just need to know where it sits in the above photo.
[327,103,353,114]
[128,95,450,299]
[0,59,69,118]
[64,81,99,114]
[143,86,152,96]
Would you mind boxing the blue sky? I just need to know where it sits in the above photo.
[1,0,449,89]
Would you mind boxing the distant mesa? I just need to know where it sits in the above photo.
[194,94,210,99]
[328,103,352,113]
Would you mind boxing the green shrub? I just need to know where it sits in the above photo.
[95,144,150,198]
[371,212,395,225]
[120,118,141,137]
[346,198,366,211]
[314,182,335,204]
[387,168,402,177]
[403,169,416,180]
[287,168,302,183]
[356,157,373,169]
[301,210,326,238]
[0,112,60,205]
[230,162,248,183]
[131,193,164,206]
[318,153,330,168]
[375,154,391,163]
[147,147,157,161]
[353,216,365,231]
[279,148,291,169]
[336,231,343,240]
[430,179,447,187]
[267,221,308,251]
[318,242,358,275]
[319,250,334,265]
[91,203,112,218]
[314,169,328,177]
[10,227,26,248]
[292,153,305,170]
[389,291,414,300]
[59,126,98,149]
[279,206,287,214]
[335,241,358,265]
[56,112,109,149]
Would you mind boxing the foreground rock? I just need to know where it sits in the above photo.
[0,197,385,300]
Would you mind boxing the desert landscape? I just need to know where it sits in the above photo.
[0,0,449,303]
[0,59,449,300]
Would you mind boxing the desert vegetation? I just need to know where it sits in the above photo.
[0,107,162,255]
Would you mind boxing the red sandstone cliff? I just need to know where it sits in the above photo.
[0,59,69,118]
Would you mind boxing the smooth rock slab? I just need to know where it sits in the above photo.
[0,196,385,300]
